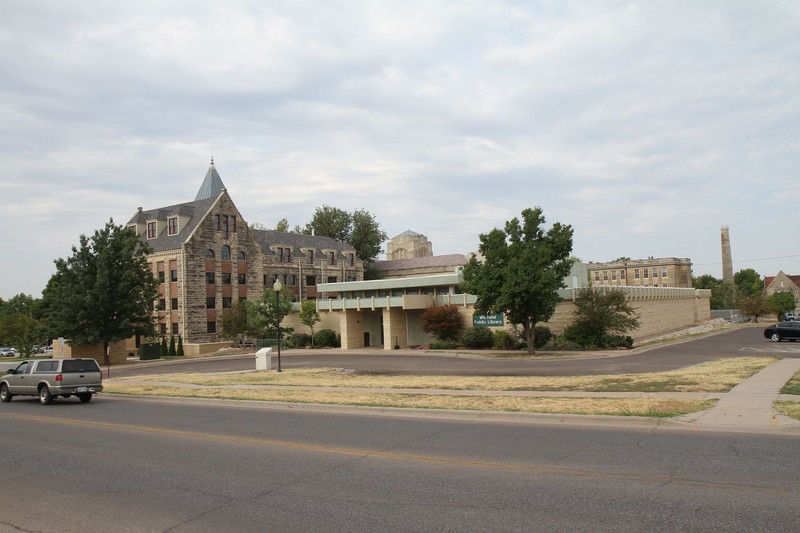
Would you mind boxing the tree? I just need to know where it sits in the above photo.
[0,313,43,357]
[711,283,737,310]
[275,218,290,232]
[248,288,294,339]
[41,220,158,364]
[734,268,763,298]
[0,293,42,318]
[767,292,796,320]
[738,293,771,322]
[303,205,388,264]
[299,300,321,346]
[563,286,640,348]
[692,274,720,290]
[421,304,465,342]
[462,207,574,354]
[221,301,255,344]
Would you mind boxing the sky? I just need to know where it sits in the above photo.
[2,0,799,299]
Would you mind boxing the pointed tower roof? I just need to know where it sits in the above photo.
[194,157,226,201]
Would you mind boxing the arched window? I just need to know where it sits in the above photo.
[205,249,215,258]
[237,250,246,260]
[221,245,231,260]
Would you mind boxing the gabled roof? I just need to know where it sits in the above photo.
[250,229,358,259]
[765,272,800,289]
[127,197,217,252]
[194,158,226,201]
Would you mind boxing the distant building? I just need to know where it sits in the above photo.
[386,230,432,260]
[126,160,364,343]
[764,272,800,312]
[373,254,467,279]
[586,258,693,288]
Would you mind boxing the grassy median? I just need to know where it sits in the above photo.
[103,357,777,418]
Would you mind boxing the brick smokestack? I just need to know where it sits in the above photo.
[721,225,733,284]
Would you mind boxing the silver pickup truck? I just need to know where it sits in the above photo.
[0,358,103,405]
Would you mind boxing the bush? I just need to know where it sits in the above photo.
[313,329,340,348]
[533,326,553,349]
[288,333,312,348]
[553,335,584,351]
[492,330,518,349]
[421,304,465,341]
[462,326,493,349]
[429,341,458,350]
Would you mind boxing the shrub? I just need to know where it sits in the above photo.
[429,341,458,350]
[533,326,553,349]
[462,326,493,349]
[177,336,184,356]
[313,329,340,348]
[492,330,518,349]
[421,304,465,341]
[288,333,312,348]
[160,337,168,357]
[168,335,176,356]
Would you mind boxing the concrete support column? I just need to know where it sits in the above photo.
[382,308,408,350]
[339,310,365,350]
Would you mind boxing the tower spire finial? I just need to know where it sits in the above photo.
[210,155,214,166]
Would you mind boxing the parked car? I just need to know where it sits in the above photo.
[783,313,797,321]
[763,321,800,342]
[0,347,18,357]
[0,358,103,404]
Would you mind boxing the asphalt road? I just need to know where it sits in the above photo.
[0,395,798,532]
[111,325,800,378]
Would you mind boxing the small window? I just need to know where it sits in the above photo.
[147,221,157,239]
[158,299,166,311]
[349,253,354,267]
[662,267,668,277]
[222,297,232,309]
[327,276,337,283]
[652,268,658,278]
[222,215,229,239]
[206,249,215,258]
[238,273,246,285]
[620,270,626,280]
[171,298,178,310]
[207,321,216,333]
[158,271,165,283]
[206,272,215,285]
[232,216,237,233]
[634,269,640,279]
[306,275,317,286]
[170,270,178,282]
[168,217,178,236]
[206,297,215,309]
[611,271,617,280]
[278,247,284,262]
[214,214,220,231]
[603,271,608,281]
[308,250,314,264]
[329,251,335,265]
[222,273,231,285]
[221,245,231,261]
[172,323,179,334]
[238,251,246,260]
[160,323,167,335]
[643,269,649,278]
[594,272,600,281]
[290,275,296,286]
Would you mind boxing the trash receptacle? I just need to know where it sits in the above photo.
[256,347,273,370]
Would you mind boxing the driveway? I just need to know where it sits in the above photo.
[112,325,797,378]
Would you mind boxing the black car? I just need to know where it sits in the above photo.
[763,321,800,342]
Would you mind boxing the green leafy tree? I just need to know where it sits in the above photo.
[275,218,290,232]
[0,293,42,318]
[734,268,763,298]
[221,300,255,344]
[738,293,771,322]
[299,300,321,347]
[563,286,640,348]
[421,304,465,342]
[710,283,737,310]
[692,274,720,290]
[41,220,158,364]
[303,205,388,264]
[177,335,184,356]
[168,335,176,356]
[462,207,574,354]
[0,313,44,357]
[767,292,796,320]
[160,337,168,357]
[249,288,294,339]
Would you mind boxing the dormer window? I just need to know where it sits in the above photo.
[147,221,157,239]
[168,216,178,236]
[329,251,335,265]
[308,250,314,264]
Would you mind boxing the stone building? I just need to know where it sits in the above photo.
[373,254,467,279]
[764,272,800,313]
[126,161,364,343]
[386,230,433,260]
[586,258,693,288]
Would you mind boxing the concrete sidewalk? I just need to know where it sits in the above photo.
[676,358,800,430]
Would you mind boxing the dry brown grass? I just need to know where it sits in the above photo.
[114,357,774,393]
[775,401,800,420]
[104,383,713,417]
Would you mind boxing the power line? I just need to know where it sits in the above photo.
[694,253,800,267]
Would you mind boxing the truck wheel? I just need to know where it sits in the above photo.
[0,383,12,402]
[39,385,54,405]
[77,393,93,403]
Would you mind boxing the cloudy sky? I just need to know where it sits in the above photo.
[2,0,798,299]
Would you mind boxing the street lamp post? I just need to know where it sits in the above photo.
[273,279,283,372]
